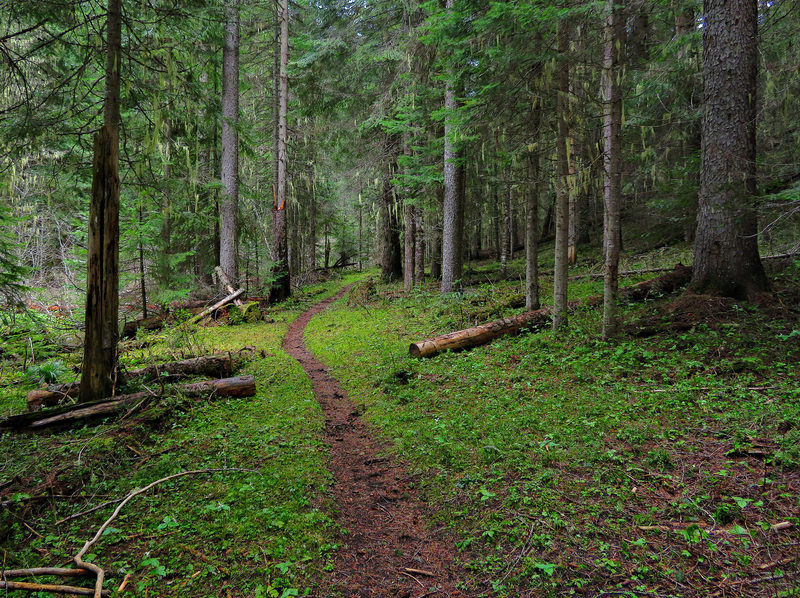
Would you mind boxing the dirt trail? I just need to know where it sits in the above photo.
[283,286,464,598]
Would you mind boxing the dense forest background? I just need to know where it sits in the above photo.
[2,0,799,314]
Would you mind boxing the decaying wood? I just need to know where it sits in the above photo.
[0,568,89,578]
[228,301,262,323]
[121,315,166,339]
[6,375,256,430]
[191,288,245,323]
[27,354,234,409]
[0,581,109,596]
[410,265,693,358]
[215,266,244,306]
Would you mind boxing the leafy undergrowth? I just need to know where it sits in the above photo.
[0,272,364,597]
[306,257,800,597]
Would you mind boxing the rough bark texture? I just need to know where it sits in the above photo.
[379,158,402,282]
[430,185,443,279]
[403,201,415,292]
[602,0,624,339]
[79,0,122,404]
[270,0,291,302]
[552,22,570,331]
[79,127,121,404]
[220,0,239,287]
[414,205,425,282]
[441,0,462,293]
[525,151,540,311]
[690,0,767,299]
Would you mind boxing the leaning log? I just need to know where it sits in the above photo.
[27,354,234,410]
[410,265,692,358]
[191,288,245,323]
[5,376,256,431]
[215,266,244,306]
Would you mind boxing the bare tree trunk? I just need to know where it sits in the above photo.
[415,206,425,282]
[220,0,239,287]
[552,22,571,332]
[500,182,509,277]
[441,0,462,293]
[309,162,316,271]
[358,193,363,271]
[430,185,443,280]
[271,0,291,301]
[80,0,121,403]
[525,151,540,311]
[403,139,415,292]
[380,151,403,281]
[602,0,624,339]
[690,0,767,299]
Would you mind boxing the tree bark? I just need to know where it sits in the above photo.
[270,0,291,302]
[525,150,540,311]
[380,153,403,281]
[414,206,425,282]
[552,21,571,331]
[403,138,415,292]
[79,0,121,404]
[689,0,768,299]
[220,0,239,287]
[441,0,462,293]
[602,0,624,339]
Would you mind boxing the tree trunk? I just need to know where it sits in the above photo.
[525,151,540,311]
[690,0,767,299]
[220,0,239,287]
[270,0,291,302]
[403,138,415,292]
[415,206,425,282]
[430,185,443,280]
[552,21,570,332]
[79,0,121,404]
[441,0,462,293]
[500,182,509,277]
[380,153,403,281]
[602,0,624,340]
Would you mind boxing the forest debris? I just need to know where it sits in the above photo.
[214,266,244,306]
[5,375,256,431]
[0,568,90,578]
[771,521,793,531]
[121,315,166,339]
[27,354,234,409]
[402,567,436,577]
[191,288,245,323]
[410,265,692,358]
[0,581,109,596]
[228,301,262,324]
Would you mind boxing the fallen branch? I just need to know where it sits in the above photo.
[0,568,89,578]
[0,581,109,596]
[191,288,245,323]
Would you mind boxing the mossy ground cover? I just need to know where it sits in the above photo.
[306,256,800,597]
[0,272,364,597]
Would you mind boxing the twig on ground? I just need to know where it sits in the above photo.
[0,580,109,596]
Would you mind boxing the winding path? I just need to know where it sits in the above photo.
[283,286,463,598]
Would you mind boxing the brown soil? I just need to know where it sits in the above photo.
[283,286,464,598]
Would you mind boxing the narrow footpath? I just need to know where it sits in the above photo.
[283,286,463,598]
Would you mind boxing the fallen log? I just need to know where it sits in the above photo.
[5,375,255,431]
[0,580,109,596]
[410,265,692,358]
[121,315,166,339]
[191,288,245,323]
[27,354,234,410]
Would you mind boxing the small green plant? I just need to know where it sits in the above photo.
[25,359,68,384]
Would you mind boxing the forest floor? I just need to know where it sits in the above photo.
[1,245,800,597]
